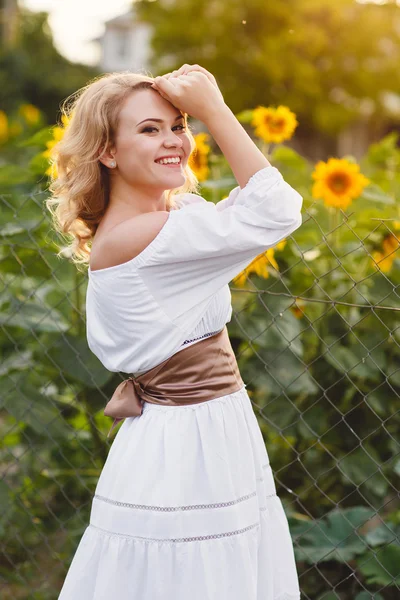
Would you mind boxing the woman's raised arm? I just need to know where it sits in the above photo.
[152,66,271,188]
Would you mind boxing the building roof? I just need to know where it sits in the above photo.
[104,10,136,28]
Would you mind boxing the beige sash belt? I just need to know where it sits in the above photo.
[104,326,244,438]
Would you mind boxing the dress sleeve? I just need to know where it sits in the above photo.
[134,166,303,322]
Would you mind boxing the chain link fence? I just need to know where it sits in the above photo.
[1,187,399,599]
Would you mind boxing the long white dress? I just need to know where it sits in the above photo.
[58,166,303,600]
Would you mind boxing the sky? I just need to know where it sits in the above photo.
[19,0,133,65]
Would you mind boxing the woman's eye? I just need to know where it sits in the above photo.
[142,125,186,133]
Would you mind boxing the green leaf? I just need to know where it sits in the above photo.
[360,184,395,205]
[323,338,385,381]
[49,333,113,388]
[366,132,400,164]
[340,447,388,497]
[253,346,319,397]
[0,350,34,376]
[0,218,43,237]
[0,165,34,186]
[29,152,51,176]
[357,545,400,586]
[387,366,400,387]
[297,404,330,440]
[364,521,400,548]
[1,376,69,438]
[271,145,309,171]
[0,301,69,332]
[324,342,368,377]
[0,222,26,237]
[293,507,374,564]
[0,481,14,536]
[367,273,400,307]
[19,127,54,147]
[355,592,384,600]
[235,109,254,123]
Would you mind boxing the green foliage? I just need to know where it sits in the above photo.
[1,100,400,598]
[357,545,400,586]
[226,133,399,597]
[291,506,375,563]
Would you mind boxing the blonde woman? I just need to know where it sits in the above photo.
[49,64,303,600]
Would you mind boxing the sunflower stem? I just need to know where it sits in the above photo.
[335,209,341,251]
[261,141,271,159]
[329,207,341,254]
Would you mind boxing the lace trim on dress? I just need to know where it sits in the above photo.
[88,521,259,544]
[93,463,275,513]
[180,328,223,346]
[94,490,262,512]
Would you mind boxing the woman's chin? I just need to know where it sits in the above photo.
[160,170,186,183]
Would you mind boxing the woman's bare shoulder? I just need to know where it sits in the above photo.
[89,211,170,272]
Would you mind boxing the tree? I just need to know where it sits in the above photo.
[0,6,98,122]
[135,0,400,138]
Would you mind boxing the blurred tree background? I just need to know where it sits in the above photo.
[0,1,97,121]
[136,0,400,160]
[2,0,400,159]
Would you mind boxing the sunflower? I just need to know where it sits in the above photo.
[188,132,211,181]
[42,114,71,177]
[251,105,298,144]
[233,240,287,287]
[19,104,41,126]
[312,158,370,210]
[371,222,400,273]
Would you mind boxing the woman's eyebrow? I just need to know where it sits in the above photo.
[136,115,184,126]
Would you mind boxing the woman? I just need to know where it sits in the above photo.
[49,64,303,600]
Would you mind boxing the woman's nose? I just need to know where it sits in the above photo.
[164,132,183,147]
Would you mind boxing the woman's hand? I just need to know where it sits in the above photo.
[150,66,226,123]
[160,64,224,104]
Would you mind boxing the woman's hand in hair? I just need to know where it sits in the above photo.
[150,71,226,123]
[160,64,224,104]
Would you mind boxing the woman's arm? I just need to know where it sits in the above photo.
[204,104,271,189]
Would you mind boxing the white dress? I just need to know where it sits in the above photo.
[58,166,303,600]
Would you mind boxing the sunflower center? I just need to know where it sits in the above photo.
[327,172,351,193]
[264,116,286,133]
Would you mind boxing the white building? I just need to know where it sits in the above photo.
[93,9,153,73]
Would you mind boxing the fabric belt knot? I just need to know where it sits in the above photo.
[102,326,245,440]
[104,377,145,438]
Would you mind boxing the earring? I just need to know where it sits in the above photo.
[110,161,116,168]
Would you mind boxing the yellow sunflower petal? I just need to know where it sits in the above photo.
[0,110,8,143]
[233,270,248,287]
[264,249,279,271]
[371,250,394,273]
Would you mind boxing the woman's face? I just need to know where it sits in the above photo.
[110,88,192,191]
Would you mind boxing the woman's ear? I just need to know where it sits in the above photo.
[98,145,117,169]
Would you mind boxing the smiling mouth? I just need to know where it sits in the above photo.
[154,159,183,168]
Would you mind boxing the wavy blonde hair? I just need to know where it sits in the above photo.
[45,71,200,267]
